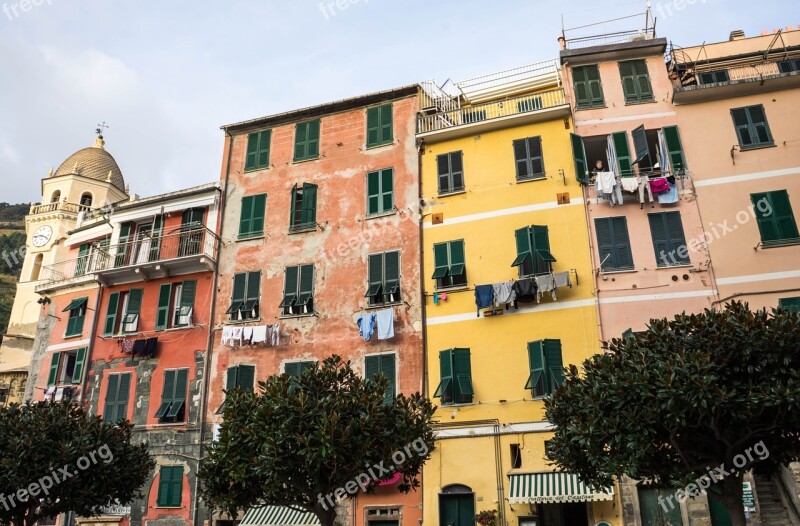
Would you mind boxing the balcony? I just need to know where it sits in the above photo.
[563,27,657,51]
[671,59,800,104]
[36,226,219,291]
[416,88,569,143]
[29,201,92,216]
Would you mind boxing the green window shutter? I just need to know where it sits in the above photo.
[631,125,649,165]
[612,132,634,177]
[289,184,299,228]
[665,212,689,263]
[543,339,564,393]
[595,218,615,270]
[380,353,396,402]
[298,265,314,306]
[156,283,172,331]
[634,60,653,100]
[239,195,253,237]
[281,266,299,308]
[115,373,131,422]
[433,350,453,402]
[619,61,637,102]
[452,348,473,403]
[380,104,393,144]
[294,122,308,160]
[301,183,317,227]
[531,225,555,274]
[746,105,773,146]
[285,362,301,377]
[570,134,588,184]
[103,292,120,336]
[180,280,196,309]
[365,355,380,383]
[597,217,633,270]
[526,341,545,396]
[246,271,261,303]
[307,119,320,158]
[127,289,143,316]
[449,240,465,277]
[662,126,686,175]
[380,168,393,213]
[237,365,255,390]
[384,251,400,287]
[779,297,800,313]
[366,170,380,215]
[512,226,533,273]
[572,66,590,107]
[161,369,175,407]
[432,243,449,279]
[367,253,383,299]
[104,373,120,422]
[245,133,259,170]
[158,466,183,507]
[771,191,800,241]
[752,192,777,242]
[231,273,246,305]
[71,347,86,384]
[731,108,752,148]
[226,367,238,391]
[172,368,188,411]
[47,352,61,386]
[585,65,604,106]
[251,193,266,236]
[649,213,671,266]
[612,217,634,269]
[366,107,380,147]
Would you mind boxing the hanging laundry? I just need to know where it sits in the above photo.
[474,285,494,316]
[534,274,556,303]
[512,278,538,303]
[144,337,158,358]
[596,171,622,206]
[251,325,268,344]
[356,312,377,342]
[375,309,394,340]
[657,181,679,204]
[132,339,146,356]
[638,176,654,206]
[553,271,571,289]
[121,339,135,354]
[649,177,670,194]
[270,324,280,346]
[620,177,639,193]
[492,281,516,307]
[242,326,254,346]
[439,292,447,301]
[433,292,439,305]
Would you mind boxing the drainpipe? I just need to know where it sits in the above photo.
[580,181,605,346]
[193,132,233,526]
[79,281,104,406]
[416,135,428,523]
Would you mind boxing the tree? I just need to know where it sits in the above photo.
[545,302,800,526]
[0,400,155,526]
[200,355,435,526]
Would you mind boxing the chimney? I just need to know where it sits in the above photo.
[729,30,745,41]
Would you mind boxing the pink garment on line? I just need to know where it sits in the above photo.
[649,177,670,194]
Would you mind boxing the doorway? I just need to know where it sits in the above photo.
[439,485,475,526]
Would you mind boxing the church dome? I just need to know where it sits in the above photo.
[53,137,125,191]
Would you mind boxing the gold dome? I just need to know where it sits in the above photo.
[53,137,125,191]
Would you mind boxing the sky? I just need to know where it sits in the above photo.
[0,0,793,204]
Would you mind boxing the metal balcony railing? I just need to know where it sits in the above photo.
[455,59,561,98]
[671,58,798,91]
[417,88,567,135]
[564,28,656,50]
[38,227,219,286]
[29,202,92,215]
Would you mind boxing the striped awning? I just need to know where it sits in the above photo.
[241,506,320,526]
[508,472,614,504]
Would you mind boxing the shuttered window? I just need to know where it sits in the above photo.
[432,240,466,289]
[156,281,196,330]
[366,168,394,216]
[227,271,261,320]
[366,104,393,148]
[103,292,120,336]
[611,132,634,178]
[571,133,588,184]
[572,65,604,108]
[103,372,131,424]
[595,217,634,271]
[513,136,545,181]
[284,361,315,377]
[525,339,564,397]
[244,130,271,171]
[154,368,189,424]
[433,348,473,405]
[751,190,799,245]
[365,353,396,403]
[698,70,730,85]
[122,289,143,333]
[47,349,85,387]
[631,125,650,166]
[437,151,465,195]
[731,105,774,149]
[289,183,318,232]
[239,194,267,239]
[216,364,256,415]
[366,251,401,306]
[281,264,314,316]
[648,212,690,267]
[294,119,320,162]
[63,297,87,337]
[662,125,687,175]
[779,297,800,313]
[619,60,654,103]
[157,466,183,508]
[512,225,556,277]
[779,59,800,73]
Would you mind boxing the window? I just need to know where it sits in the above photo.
[779,59,800,73]
[366,251,401,306]
[367,168,394,216]
[731,105,774,149]
[525,339,564,398]
[751,190,799,245]
[294,119,320,162]
[280,264,314,316]
[610,131,634,178]
[432,240,466,289]
[571,133,588,184]
[216,364,255,414]
[154,368,188,424]
[46,348,86,387]
[75,243,90,277]
[619,60,654,103]
[513,225,555,277]
[245,130,271,171]
[157,466,183,508]
[284,361,315,377]
[595,217,634,271]
[779,297,800,313]
[698,70,730,84]
[79,193,93,207]
[510,444,522,469]
[365,353,396,404]
[103,372,131,424]
[289,183,318,232]
[156,281,196,331]
[239,194,267,239]
[572,65,604,108]
[119,289,144,333]
[662,125,687,175]
[433,348,473,405]
[226,271,261,321]
[63,297,87,337]
[437,151,464,195]
[649,212,689,267]
[513,136,545,181]
[50,190,61,203]
[366,104,393,148]
[31,254,43,281]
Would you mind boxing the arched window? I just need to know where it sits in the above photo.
[80,192,93,207]
[50,190,61,203]
[31,254,43,281]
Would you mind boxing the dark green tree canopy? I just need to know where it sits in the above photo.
[200,355,435,526]
[545,302,800,526]
[0,401,155,526]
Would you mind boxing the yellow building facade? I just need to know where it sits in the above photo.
[418,62,621,526]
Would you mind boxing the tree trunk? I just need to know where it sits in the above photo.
[720,474,747,526]
[311,502,338,526]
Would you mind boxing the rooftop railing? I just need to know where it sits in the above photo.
[29,202,92,215]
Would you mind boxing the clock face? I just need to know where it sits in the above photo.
[32,225,52,247]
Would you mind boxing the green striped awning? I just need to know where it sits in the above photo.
[241,506,320,526]
[508,472,614,504]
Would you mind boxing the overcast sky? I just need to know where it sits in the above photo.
[0,0,792,204]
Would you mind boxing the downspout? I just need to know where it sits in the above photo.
[79,281,104,406]
[580,174,605,345]
[493,423,505,526]
[416,134,429,523]
[193,132,233,526]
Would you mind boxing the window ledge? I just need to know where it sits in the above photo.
[280,312,316,319]
[225,318,263,325]
[157,325,195,334]
[739,143,777,152]
[288,226,317,235]
[243,166,269,173]
[154,506,183,510]
[154,422,188,428]
[364,301,402,310]
[439,402,476,408]
[575,104,607,111]
[655,263,693,269]
[365,140,394,150]
[516,175,547,184]
[237,234,265,242]
[63,333,83,339]
[366,211,397,220]
[292,156,320,164]
[761,239,800,249]
[433,285,470,293]
[438,189,466,198]
[624,98,657,106]
[600,268,637,275]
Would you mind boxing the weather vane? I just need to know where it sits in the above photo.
[96,121,109,138]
